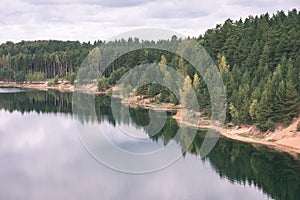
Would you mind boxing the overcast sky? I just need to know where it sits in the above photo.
[0,0,299,43]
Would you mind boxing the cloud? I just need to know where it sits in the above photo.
[26,0,151,7]
[0,0,299,44]
[227,0,293,9]
[145,1,212,19]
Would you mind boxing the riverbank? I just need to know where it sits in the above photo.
[1,82,300,155]
[0,81,75,92]
[175,112,300,156]
[220,122,300,156]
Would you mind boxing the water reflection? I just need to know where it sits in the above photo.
[0,89,299,200]
[0,87,30,93]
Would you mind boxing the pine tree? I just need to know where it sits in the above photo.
[178,57,187,76]
[249,99,258,122]
[281,63,299,124]
[159,54,167,66]
[255,87,273,131]
[229,102,239,124]
[180,75,194,110]
[193,73,200,89]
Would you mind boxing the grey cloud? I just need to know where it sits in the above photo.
[97,0,151,8]
[0,0,299,43]
[227,0,272,7]
[149,9,209,19]
[144,0,220,21]
[227,0,296,9]
[26,0,151,7]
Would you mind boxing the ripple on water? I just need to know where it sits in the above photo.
[0,87,29,93]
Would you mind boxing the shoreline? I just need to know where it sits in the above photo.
[0,81,75,92]
[1,82,300,156]
[172,109,300,156]
[178,120,300,156]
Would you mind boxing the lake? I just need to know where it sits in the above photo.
[0,88,299,200]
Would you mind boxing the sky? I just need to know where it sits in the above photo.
[0,0,299,43]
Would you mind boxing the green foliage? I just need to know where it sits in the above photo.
[97,77,108,91]
[26,72,46,83]
[15,71,26,83]
[201,9,300,131]
[53,76,59,85]
[65,72,76,84]
[265,119,276,132]
[229,103,239,124]
[107,67,126,85]
[249,99,258,121]
[0,69,13,81]
[0,40,93,79]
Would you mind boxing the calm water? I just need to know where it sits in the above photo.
[0,88,300,200]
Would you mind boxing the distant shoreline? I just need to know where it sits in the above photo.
[0,81,75,92]
[1,81,300,156]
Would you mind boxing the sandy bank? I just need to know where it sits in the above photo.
[175,113,300,156]
[0,81,74,92]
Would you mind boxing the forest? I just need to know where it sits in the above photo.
[0,9,299,132]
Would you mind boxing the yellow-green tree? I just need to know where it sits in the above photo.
[193,73,200,89]
[180,75,194,109]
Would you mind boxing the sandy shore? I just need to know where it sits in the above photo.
[1,82,300,155]
[0,81,75,92]
[220,125,300,156]
[175,113,300,156]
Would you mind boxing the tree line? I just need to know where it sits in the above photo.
[0,40,97,82]
[200,9,300,131]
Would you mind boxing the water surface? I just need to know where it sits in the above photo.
[0,89,299,200]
